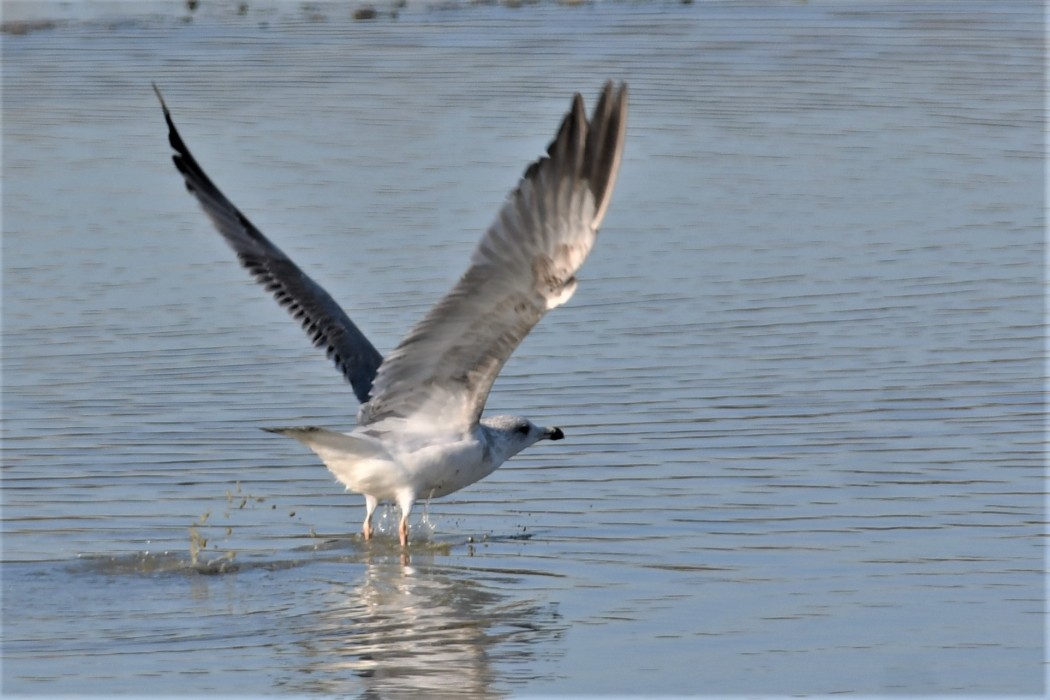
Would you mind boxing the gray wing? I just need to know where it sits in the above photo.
[155,85,383,404]
[360,82,628,433]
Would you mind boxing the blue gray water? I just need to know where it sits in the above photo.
[2,0,1043,696]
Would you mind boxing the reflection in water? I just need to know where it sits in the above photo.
[61,545,567,697]
[277,554,566,697]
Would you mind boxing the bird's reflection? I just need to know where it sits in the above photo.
[275,546,566,697]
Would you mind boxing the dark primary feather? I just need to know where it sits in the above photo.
[153,84,383,404]
[361,82,628,431]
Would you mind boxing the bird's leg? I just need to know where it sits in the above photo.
[363,495,378,541]
[397,493,414,548]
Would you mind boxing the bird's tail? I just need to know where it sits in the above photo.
[262,426,389,460]
[262,426,394,494]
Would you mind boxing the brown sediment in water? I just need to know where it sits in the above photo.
[353,5,378,21]
[1,19,59,35]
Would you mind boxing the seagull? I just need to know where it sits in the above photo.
[155,82,627,546]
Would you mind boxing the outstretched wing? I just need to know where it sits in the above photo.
[361,82,628,434]
[155,85,383,404]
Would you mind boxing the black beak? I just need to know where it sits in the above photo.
[545,427,565,441]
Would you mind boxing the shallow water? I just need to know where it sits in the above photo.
[2,0,1044,696]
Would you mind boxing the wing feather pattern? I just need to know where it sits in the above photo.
[361,82,628,432]
[154,85,383,404]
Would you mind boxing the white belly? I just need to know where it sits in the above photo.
[323,432,494,502]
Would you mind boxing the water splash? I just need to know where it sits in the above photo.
[372,503,436,543]
[73,549,239,576]
[416,498,437,543]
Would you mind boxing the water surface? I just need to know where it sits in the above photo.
[2,0,1043,696]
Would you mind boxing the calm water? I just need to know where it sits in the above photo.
[2,0,1044,696]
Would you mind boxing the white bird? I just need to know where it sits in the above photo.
[155,82,628,546]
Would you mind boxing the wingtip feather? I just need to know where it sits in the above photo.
[587,81,628,228]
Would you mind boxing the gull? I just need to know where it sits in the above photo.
[155,82,627,546]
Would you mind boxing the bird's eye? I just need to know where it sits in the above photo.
[516,424,530,435]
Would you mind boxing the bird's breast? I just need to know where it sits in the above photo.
[400,436,494,500]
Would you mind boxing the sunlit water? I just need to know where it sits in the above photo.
[2,0,1043,696]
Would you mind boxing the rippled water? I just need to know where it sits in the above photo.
[2,0,1044,696]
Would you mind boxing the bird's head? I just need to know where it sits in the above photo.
[480,415,564,465]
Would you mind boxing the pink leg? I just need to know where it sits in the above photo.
[396,493,414,548]
[363,495,377,541]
